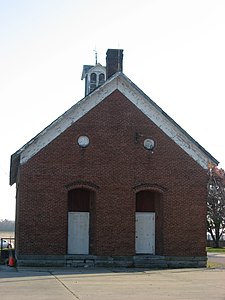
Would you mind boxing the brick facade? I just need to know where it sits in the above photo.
[16,89,208,258]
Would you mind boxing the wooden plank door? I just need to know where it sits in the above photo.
[135,212,155,254]
[68,212,89,254]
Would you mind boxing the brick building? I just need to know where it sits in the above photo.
[10,49,218,268]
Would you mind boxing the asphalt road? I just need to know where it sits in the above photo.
[208,252,225,266]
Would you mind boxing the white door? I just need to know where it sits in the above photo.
[68,212,89,254]
[135,212,155,254]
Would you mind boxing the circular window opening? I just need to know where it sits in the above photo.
[77,136,90,148]
[144,138,155,151]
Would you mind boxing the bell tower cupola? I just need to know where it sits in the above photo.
[81,53,106,96]
[81,49,124,96]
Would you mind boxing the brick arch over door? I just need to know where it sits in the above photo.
[135,190,164,255]
[68,189,91,212]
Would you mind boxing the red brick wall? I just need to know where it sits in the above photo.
[16,90,208,257]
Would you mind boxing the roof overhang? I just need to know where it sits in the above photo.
[10,72,219,185]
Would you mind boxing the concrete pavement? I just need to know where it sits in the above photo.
[208,252,225,266]
[1,265,225,300]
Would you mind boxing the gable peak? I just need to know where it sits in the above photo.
[81,48,124,96]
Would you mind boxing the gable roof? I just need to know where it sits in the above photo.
[10,72,219,185]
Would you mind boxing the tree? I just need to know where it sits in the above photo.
[207,164,225,248]
[0,219,15,232]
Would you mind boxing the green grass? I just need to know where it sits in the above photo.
[207,247,225,253]
[207,261,225,268]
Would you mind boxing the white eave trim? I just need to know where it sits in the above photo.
[19,73,215,169]
[20,76,119,165]
[117,76,212,169]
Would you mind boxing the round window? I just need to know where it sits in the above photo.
[77,136,90,148]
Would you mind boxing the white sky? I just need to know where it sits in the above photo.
[1,0,225,220]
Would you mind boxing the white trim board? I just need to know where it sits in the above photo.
[10,72,218,185]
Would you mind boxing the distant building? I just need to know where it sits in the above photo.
[10,49,218,268]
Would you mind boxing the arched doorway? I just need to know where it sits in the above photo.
[135,191,157,254]
[67,188,94,254]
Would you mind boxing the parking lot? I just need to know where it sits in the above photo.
[0,264,225,300]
